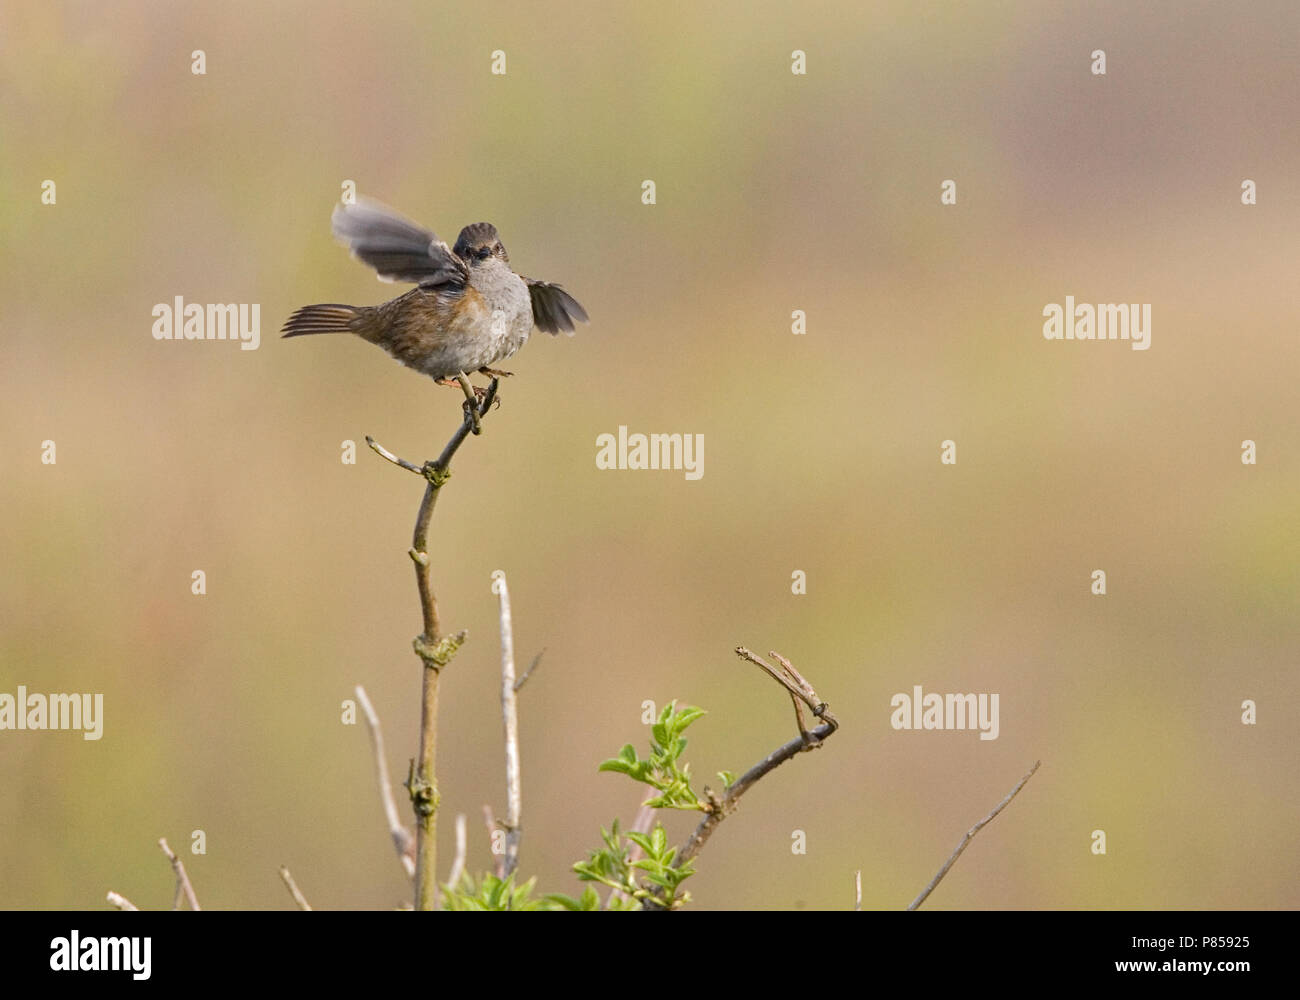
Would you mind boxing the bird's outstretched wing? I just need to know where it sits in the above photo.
[331,199,468,289]
[526,279,589,335]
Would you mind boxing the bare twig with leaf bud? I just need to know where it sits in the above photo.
[365,377,500,910]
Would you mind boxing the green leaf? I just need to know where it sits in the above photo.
[631,761,655,782]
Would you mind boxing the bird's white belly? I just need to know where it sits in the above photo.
[408,275,532,378]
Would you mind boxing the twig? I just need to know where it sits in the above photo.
[735,647,825,715]
[355,684,415,878]
[514,649,545,692]
[368,377,499,911]
[491,570,523,877]
[446,813,468,891]
[279,866,312,910]
[855,870,862,911]
[907,759,1042,911]
[482,804,504,878]
[106,891,138,911]
[158,838,200,911]
[365,436,422,474]
[672,648,839,874]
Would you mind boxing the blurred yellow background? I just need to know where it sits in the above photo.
[1,0,1296,910]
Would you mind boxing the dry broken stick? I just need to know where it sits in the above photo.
[481,804,504,879]
[446,813,469,890]
[674,647,840,873]
[365,377,500,911]
[491,570,523,878]
[355,684,415,878]
[159,837,200,911]
[105,838,199,911]
[279,865,312,911]
[906,759,1042,910]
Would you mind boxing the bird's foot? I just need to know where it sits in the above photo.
[454,373,484,433]
[435,375,499,429]
[437,379,488,401]
[470,385,502,414]
[477,367,514,378]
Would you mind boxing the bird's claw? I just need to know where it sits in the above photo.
[465,397,483,433]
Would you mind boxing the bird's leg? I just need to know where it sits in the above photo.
[477,366,514,378]
[454,373,483,433]
[435,375,495,422]
[435,375,488,402]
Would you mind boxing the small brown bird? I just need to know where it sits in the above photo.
[282,199,588,388]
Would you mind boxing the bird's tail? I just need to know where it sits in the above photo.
[281,303,362,337]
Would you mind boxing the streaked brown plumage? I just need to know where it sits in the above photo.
[282,199,588,385]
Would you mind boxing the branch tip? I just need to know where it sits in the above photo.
[907,759,1042,911]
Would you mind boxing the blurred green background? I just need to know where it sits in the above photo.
[1,0,1296,910]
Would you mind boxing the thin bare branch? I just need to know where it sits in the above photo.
[734,647,827,716]
[446,813,468,892]
[670,648,839,879]
[158,838,200,911]
[279,866,312,911]
[355,684,415,878]
[787,689,809,740]
[514,649,545,692]
[365,436,423,474]
[106,891,138,911]
[491,570,523,877]
[370,377,499,911]
[482,804,504,878]
[907,760,1042,911]
[768,650,820,705]
[733,646,793,693]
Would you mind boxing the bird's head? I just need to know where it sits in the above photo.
[454,223,508,266]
